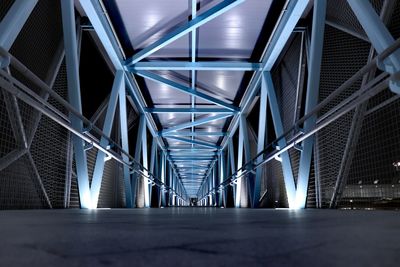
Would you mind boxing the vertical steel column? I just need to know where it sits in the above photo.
[295,0,326,209]
[172,173,176,206]
[149,137,157,205]
[253,73,268,208]
[169,166,173,206]
[228,139,236,204]
[264,72,296,208]
[161,152,166,207]
[61,0,91,209]
[91,70,123,208]
[218,151,224,207]
[235,115,251,207]
[119,81,133,208]
[0,0,38,51]
[347,0,400,93]
[132,115,145,207]
[141,117,150,208]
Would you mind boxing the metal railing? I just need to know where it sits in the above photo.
[197,37,400,205]
[0,47,189,204]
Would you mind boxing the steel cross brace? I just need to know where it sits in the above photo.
[347,0,400,93]
[125,0,245,65]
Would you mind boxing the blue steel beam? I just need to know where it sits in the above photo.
[218,151,225,207]
[347,0,400,93]
[219,0,309,152]
[0,0,38,51]
[160,152,166,206]
[177,166,209,170]
[171,157,215,160]
[165,136,220,149]
[118,77,133,207]
[149,137,157,203]
[61,0,91,209]
[125,0,245,66]
[141,120,150,207]
[253,72,268,208]
[264,72,296,208]
[134,71,239,111]
[235,115,251,207]
[79,0,171,175]
[129,61,261,71]
[167,147,217,151]
[145,107,236,114]
[169,153,217,157]
[163,131,227,137]
[160,114,232,135]
[295,0,326,209]
[90,70,124,208]
[132,115,146,207]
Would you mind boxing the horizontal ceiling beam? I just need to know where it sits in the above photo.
[145,107,237,114]
[160,114,232,135]
[167,147,217,151]
[125,0,245,65]
[169,152,217,156]
[128,61,261,71]
[176,166,209,170]
[163,131,227,137]
[166,136,220,149]
[134,70,239,111]
[171,157,215,160]
[173,158,213,161]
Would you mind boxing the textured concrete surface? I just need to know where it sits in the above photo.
[0,208,399,267]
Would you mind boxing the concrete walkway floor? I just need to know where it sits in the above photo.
[0,208,399,267]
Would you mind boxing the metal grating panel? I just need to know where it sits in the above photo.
[0,90,18,158]
[316,25,371,208]
[272,34,303,186]
[9,0,63,81]
[0,154,47,209]
[29,62,69,208]
[340,99,400,208]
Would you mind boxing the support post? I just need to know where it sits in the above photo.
[295,0,326,209]
[264,72,296,208]
[61,0,91,209]
[141,117,150,208]
[235,115,250,207]
[90,70,123,208]
[119,79,133,208]
[254,72,268,208]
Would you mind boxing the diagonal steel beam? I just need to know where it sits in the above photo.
[90,70,124,208]
[295,0,326,209]
[145,107,236,114]
[129,61,261,71]
[61,0,91,209]
[0,0,38,51]
[347,0,400,93]
[166,136,220,149]
[118,78,133,207]
[125,0,245,65]
[220,0,309,152]
[134,70,238,111]
[264,72,296,208]
[160,114,232,135]
[163,131,227,137]
[253,71,268,208]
